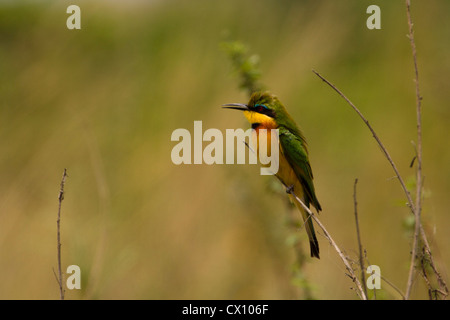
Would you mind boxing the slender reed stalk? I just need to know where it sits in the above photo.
[56,168,67,300]
[353,179,368,298]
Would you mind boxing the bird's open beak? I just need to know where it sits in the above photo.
[222,103,249,111]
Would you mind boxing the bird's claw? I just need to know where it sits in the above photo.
[286,184,294,194]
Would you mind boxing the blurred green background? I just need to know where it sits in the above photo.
[0,0,449,299]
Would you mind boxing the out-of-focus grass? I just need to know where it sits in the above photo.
[0,0,449,299]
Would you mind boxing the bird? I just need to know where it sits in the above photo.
[223,91,322,258]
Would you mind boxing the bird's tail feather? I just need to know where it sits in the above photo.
[292,196,320,259]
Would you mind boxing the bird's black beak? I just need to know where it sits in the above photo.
[222,103,249,111]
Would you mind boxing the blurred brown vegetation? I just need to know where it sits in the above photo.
[0,0,449,299]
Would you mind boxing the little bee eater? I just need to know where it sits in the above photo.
[223,92,322,258]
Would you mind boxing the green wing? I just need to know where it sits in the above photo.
[279,127,322,211]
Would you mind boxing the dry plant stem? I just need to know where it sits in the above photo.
[381,275,406,300]
[284,184,367,300]
[353,179,368,298]
[420,249,434,300]
[57,168,67,300]
[405,1,448,299]
[404,0,423,300]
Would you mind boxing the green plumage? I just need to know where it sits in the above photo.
[279,127,322,211]
[248,92,321,212]
[224,91,322,258]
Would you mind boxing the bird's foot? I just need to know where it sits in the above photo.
[286,184,294,194]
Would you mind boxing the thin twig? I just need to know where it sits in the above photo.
[381,275,406,300]
[366,252,406,299]
[426,248,449,298]
[284,183,367,300]
[353,178,367,298]
[312,69,416,214]
[56,168,67,300]
[404,0,423,300]
[420,248,434,300]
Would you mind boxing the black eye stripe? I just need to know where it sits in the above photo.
[255,104,268,110]
[252,104,275,118]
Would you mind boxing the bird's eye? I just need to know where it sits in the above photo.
[255,104,268,112]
